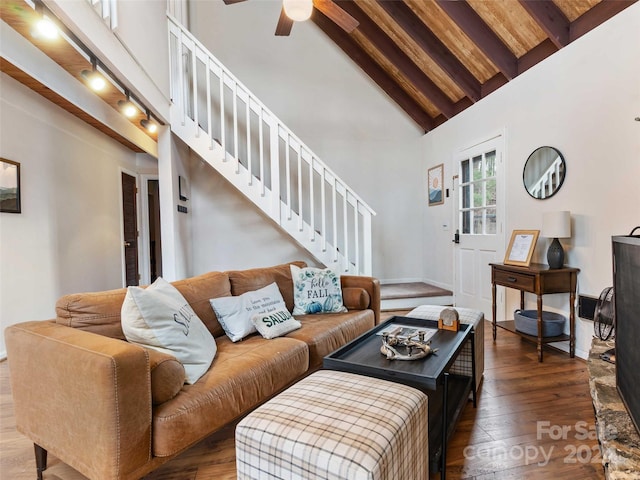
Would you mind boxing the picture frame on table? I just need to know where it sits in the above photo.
[427,163,444,206]
[504,230,539,266]
[0,158,21,214]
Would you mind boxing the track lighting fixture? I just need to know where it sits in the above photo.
[118,91,137,118]
[141,111,158,134]
[29,1,163,135]
[81,58,106,91]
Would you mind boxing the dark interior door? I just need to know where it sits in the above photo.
[122,172,139,286]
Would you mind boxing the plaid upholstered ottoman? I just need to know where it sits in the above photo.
[235,370,429,480]
[407,305,484,392]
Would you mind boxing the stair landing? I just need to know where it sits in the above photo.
[380,282,453,311]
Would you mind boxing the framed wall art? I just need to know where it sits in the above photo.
[504,230,539,266]
[428,163,444,206]
[0,158,21,214]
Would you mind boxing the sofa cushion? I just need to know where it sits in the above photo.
[171,271,231,338]
[342,287,371,310]
[290,265,347,315]
[227,261,306,312]
[54,271,232,339]
[209,282,287,342]
[252,308,301,339]
[286,310,375,368]
[152,334,309,457]
[144,347,185,405]
[56,287,128,339]
[121,277,217,384]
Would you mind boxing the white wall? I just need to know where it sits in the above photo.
[422,4,640,359]
[187,0,425,279]
[189,151,319,273]
[0,74,146,357]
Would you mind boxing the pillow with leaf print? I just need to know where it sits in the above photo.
[290,265,347,315]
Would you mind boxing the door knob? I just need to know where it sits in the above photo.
[124,242,131,247]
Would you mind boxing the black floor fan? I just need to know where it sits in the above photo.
[594,286,615,363]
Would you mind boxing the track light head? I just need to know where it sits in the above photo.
[117,98,137,118]
[32,1,58,40]
[141,117,158,134]
[33,16,59,40]
[81,62,107,91]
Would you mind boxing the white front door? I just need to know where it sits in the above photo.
[453,135,505,320]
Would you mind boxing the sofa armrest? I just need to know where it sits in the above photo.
[340,276,381,325]
[5,321,152,480]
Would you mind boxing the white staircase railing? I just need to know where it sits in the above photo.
[530,156,564,199]
[168,16,376,275]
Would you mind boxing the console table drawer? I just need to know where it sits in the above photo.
[493,270,535,291]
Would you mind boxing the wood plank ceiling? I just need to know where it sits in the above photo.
[305,0,638,132]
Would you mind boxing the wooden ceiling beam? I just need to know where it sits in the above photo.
[376,0,481,102]
[517,39,557,74]
[336,0,455,118]
[570,0,638,42]
[518,0,569,49]
[311,9,434,132]
[435,0,518,80]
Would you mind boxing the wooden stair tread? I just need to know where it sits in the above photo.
[380,282,452,300]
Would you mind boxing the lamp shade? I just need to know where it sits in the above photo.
[542,211,571,238]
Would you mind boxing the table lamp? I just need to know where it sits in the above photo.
[542,211,571,269]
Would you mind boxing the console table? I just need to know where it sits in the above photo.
[490,262,579,362]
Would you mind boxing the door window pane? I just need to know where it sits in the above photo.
[461,160,470,183]
[473,156,483,181]
[486,151,496,177]
[459,150,498,236]
[486,208,496,234]
[486,178,496,206]
[462,210,470,234]
[462,185,471,209]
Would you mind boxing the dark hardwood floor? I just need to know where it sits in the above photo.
[0,316,603,479]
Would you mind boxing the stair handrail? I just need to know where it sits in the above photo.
[168,15,376,275]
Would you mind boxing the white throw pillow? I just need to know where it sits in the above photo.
[290,265,347,315]
[252,308,302,339]
[209,282,288,342]
[121,277,217,385]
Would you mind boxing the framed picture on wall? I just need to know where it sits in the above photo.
[504,230,539,266]
[0,158,21,214]
[428,163,444,206]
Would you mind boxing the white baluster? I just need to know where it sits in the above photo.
[192,46,198,138]
[321,168,326,252]
[259,109,264,196]
[309,155,315,242]
[233,82,238,169]
[286,135,292,220]
[245,97,251,177]
[343,185,349,271]
[298,146,303,232]
[219,71,226,158]
[206,56,212,149]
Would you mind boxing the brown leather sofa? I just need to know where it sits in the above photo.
[5,261,380,480]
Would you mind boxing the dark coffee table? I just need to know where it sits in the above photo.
[323,316,476,479]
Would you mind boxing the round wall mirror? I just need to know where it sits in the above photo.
[523,146,566,199]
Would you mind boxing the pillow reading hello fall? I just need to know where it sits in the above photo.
[290,265,347,315]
